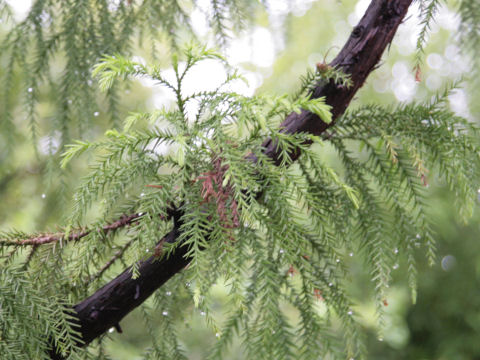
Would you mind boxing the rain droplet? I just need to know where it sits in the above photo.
[140,192,145,197]
[93,111,100,117]
[441,255,456,271]
[215,333,220,338]
[41,193,46,199]
[279,249,284,254]
[394,248,399,254]
[336,259,340,263]
[349,252,354,257]
[166,291,172,296]
[108,327,115,333]
[162,311,168,316]
[347,310,353,316]
[393,263,399,270]
[27,87,33,93]
[328,282,333,287]
[146,249,150,253]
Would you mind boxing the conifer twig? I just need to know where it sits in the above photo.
[87,237,136,284]
[1,213,142,247]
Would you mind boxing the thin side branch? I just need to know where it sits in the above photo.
[1,213,142,247]
[87,237,136,284]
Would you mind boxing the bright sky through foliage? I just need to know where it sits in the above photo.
[5,0,470,114]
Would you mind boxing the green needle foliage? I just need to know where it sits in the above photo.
[0,0,258,157]
[1,1,480,359]
[71,46,360,358]
[0,267,83,360]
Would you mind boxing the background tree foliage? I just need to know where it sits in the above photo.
[1,0,480,359]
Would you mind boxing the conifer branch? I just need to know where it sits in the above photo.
[1,213,142,247]
[49,0,413,357]
[87,237,136,284]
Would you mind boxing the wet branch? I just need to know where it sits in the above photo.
[49,0,414,357]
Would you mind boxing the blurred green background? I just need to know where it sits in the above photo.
[1,0,479,359]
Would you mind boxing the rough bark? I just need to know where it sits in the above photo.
[49,0,413,357]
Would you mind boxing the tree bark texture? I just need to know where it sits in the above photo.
[50,0,413,357]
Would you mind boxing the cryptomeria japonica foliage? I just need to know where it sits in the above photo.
[0,0,479,359]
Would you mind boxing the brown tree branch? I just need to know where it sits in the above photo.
[0,213,142,247]
[49,0,413,357]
